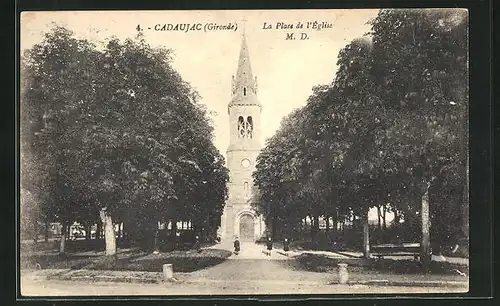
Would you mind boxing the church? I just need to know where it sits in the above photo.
[219,32,266,242]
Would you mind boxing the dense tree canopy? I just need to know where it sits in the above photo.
[253,9,468,253]
[20,28,229,253]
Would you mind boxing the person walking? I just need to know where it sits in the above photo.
[193,235,202,253]
[234,236,240,255]
[283,237,290,255]
[266,237,273,256]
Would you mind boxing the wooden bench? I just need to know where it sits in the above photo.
[371,243,421,261]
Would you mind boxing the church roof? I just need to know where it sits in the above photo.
[235,32,255,87]
[229,32,260,108]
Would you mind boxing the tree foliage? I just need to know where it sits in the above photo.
[20,28,229,251]
[253,9,468,248]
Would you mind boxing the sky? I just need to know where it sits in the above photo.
[20,9,394,223]
[20,9,379,157]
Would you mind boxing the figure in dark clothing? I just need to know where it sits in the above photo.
[266,237,273,256]
[234,237,240,255]
[193,235,201,253]
[283,238,290,252]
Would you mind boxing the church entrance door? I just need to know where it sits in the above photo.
[239,214,254,241]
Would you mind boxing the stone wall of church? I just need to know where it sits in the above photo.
[226,150,260,202]
[222,148,264,240]
[227,104,261,152]
[222,203,265,240]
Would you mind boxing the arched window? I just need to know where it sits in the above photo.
[246,116,253,139]
[243,87,247,96]
[238,116,245,138]
[243,181,250,198]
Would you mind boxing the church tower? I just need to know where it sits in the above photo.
[219,32,265,241]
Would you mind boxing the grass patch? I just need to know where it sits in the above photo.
[21,252,106,270]
[287,253,469,275]
[285,239,362,253]
[22,248,231,273]
[85,249,232,273]
[21,239,136,254]
[46,269,164,284]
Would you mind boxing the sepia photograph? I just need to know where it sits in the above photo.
[19,8,469,297]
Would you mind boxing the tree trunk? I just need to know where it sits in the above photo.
[382,205,387,230]
[66,223,71,240]
[100,209,117,256]
[332,209,337,233]
[363,210,370,259]
[153,229,159,252]
[204,216,210,241]
[59,222,67,255]
[325,215,330,239]
[421,181,431,273]
[377,206,382,231]
[96,222,102,240]
[302,215,306,234]
[85,223,91,240]
[171,219,178,248]
[44,220,49,242]
[393,209,399,229]
[312,215,319,243]
[270,214,278,240]
[309,216,314,241]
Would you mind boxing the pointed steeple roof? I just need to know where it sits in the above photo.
[229,31,260,109]
[234,32,255,87]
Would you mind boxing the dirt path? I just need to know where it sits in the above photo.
[212,241,288,259]
[190,241,332,285]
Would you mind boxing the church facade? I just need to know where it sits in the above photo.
[219,33,266,241]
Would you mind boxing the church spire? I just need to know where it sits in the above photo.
[231,30,258,101]
[235,32,255,88]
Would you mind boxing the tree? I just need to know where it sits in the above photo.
[76,34,222,253]
[253,9,468,266]
[310,37,386,257]
[21,28,229,255]
[21,27,102,253]
[369,9,468,268]
[254,108,310,239]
